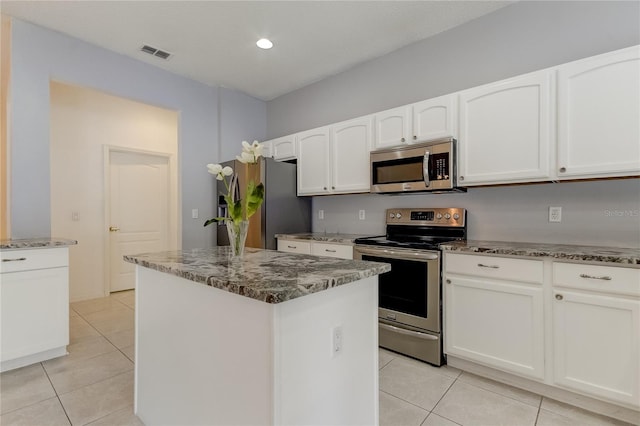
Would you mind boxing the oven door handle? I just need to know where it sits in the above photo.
[380,323,438,341]
[355,247,438,261]
[423,151,430,187]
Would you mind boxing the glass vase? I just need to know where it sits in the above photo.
[227,220,249,257]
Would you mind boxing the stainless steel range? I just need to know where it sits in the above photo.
[354,208,467,366]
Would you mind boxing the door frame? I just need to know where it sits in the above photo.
[103,145,181,295]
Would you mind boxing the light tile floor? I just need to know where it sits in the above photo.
[1,291,635,426]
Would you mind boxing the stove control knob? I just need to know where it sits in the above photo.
[453,213,460,220]
[389,212,395,219]
[396,212,402,219]
[436,213,443,219]
[444,213,451,219]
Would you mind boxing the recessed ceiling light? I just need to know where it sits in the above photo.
[256,38,273,50]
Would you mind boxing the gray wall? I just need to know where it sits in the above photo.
[10,19,267,249]
[219,87,267,162]
[267,1,640,248]
[267,1,640,137]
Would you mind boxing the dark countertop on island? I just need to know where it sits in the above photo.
[124,247,391,303]
[440,240,640,265]
[0,238,78,250]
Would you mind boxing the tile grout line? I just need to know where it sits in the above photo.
[40,361,74,425]
[456,373,543,410]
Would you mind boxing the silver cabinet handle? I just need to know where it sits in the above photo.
[401,137,406,143]
[478,263,499,269]
[379,323,438,341]
[287,245,297,249]
[2,257,27,262]
[579,274,612,281]
[555,294,563,300]
[459,176,464,181]
[446,279,451,284]
[413,135,417,140]
[325,249,337,253]
[559,167,567,173]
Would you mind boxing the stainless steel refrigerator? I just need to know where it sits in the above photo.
[216,157,311,250]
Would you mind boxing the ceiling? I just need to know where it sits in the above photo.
[2,1,514,101]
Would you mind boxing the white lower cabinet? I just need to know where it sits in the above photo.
[552,262,640,408]
[444,254,545,380]
[444,252,640,409]
[0,248,70,372]
[278,238,353,260]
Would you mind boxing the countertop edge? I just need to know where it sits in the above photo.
[440,240,640,266]
[0,238,78,250]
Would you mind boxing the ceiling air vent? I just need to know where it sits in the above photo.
[139,44,173,60]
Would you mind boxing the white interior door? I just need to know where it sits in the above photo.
[109,151,170,292]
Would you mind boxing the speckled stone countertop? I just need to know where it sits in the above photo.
[440,240,640,265]
[275,233,373,245]
[124,247,391,303]
[0,238,78,250]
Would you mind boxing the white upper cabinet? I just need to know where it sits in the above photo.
[297,127,331,195]
[374,106,411,149]
[412,94,457,143]
[331,116,373,193]
[297,117,373,196]
[458,70,554,186]
[263,135,297,161]
[556,45,640,179]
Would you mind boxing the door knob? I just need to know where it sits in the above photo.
[109,226,120,232]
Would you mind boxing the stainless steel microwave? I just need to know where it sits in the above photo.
[370,137,466,194]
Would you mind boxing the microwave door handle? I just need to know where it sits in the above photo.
[423,151,430,187]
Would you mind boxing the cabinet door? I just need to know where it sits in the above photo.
[458,71,553,185]
[444,275,544,379]
[557,46,640,179]
[277,239,311,255]
[331,116,372,193]
[261,140,273,159]
[311,243,353,259]
[553,290,640,407]
[1,268,69,362]
[412,95,457,143]
[271,135,298,161]
[297,127,331,195]
[374,106,411,149]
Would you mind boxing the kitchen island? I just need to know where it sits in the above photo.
[124,247,390,426]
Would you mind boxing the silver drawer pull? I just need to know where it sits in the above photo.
[325,249,337,253]
[478,263,499,269]
[2,257,27,262]
[287,245,297,249]
[379,323,438,341]
[579,274,612,281]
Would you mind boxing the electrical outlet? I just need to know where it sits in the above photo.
[359,210,366,220]
[318,210,324,220]
[332,326,343,356]
[549,206,562,223]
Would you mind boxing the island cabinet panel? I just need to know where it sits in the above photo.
[552,262,640,408]
[457,70,554,186]
[1,247,69,372]
[134,266,379,426]
[556,45,640,179]
[444,254,545,380]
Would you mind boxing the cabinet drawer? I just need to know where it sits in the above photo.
[277,240,311,255]
[445,253,543,284]
[0,248,69,273]
[553,262,640,297]
[311,243,353,260]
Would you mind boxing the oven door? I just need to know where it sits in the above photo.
[354,245,441,333]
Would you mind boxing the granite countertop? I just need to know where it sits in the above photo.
[0,238,78,250]
[124,247,391,304]
[440,240,640,265]
[275,233,374,245]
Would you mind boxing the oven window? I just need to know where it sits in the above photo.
[362,255,429,318]
[373,157,423,184]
